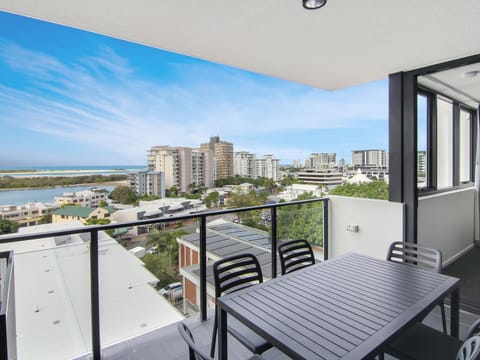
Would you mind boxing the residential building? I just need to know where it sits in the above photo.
[308,153,336,169]
[0,202,56,227]
[129,170,165,198]
[52,205,113,224]
[292,159,302,168]
[233,152,280,181]
[351,149,388,168]
[255,155,280,181]
[147,146,206,193]
[233,151,255,178]
[111,198,207,235]
[214,140,234,180]
[54,188,108,207]
[177,219,274,314]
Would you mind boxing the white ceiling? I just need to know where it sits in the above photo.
[418,63,480,108]
[1,0,480,92]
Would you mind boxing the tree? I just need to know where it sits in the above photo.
[227,190,268,230]
[0,219,18,234]
[146,228,188,266]
[280,175,297,187]
[84,218,111,225]
[38,214,52,224]
[166,186,178,197]
[98,200,108,208]
[276,192,324,247]
[204,191,220,208]
[330,181,388,200]
[109,186,137,204]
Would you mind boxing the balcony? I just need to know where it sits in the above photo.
[0,194,479,359]
[0,2,479,359]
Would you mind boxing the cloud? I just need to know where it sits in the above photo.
[0,39,388,164]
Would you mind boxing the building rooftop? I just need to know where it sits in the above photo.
[0,222,184,360]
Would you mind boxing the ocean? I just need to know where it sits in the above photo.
[0,165,144,178]
[0,165,143,206]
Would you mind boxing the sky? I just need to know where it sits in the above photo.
[0,11,388,167]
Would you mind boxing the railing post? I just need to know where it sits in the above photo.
[199,215,207,321]
[270,207,277,278]
[90,230,101,360]
[323,200,329,261]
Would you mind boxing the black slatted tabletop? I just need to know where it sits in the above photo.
[217,252,460,360]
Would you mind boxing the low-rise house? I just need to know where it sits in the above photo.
[52,205,113,224]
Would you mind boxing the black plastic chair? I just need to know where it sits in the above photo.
[386,318,480,360]
[386,241,447,334]
[278,239,315,275]
[210,253,272,358]
[177,322,266,360]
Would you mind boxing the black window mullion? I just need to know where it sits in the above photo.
[453,103,460,186]
[472,108,478,183]
[429,93,437,189]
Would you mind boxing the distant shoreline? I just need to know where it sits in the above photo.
[0,180,129,192]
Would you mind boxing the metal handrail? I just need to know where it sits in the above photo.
[0,197,328,360]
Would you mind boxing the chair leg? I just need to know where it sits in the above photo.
[440,300,447,334]
[210,315,218,358]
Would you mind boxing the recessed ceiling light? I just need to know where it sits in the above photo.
[464,70,480,78]
[303,0,327,10]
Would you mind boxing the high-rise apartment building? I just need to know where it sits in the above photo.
[255,155,280,181]
[214,140,234,179]
[234,152,280,181]
[129,170,165,198]
[147,146,208,193]
[234,151,256,178]
[308,153,336,169]
[351,149,387,168]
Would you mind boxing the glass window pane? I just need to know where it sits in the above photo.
[437,98,453,189]
[417,94,428,188]
[459,109,471,182]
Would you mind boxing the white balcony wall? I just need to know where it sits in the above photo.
[418,187,475,265]
[328,196,404,259]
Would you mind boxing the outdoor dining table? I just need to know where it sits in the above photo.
[217,252,460,360]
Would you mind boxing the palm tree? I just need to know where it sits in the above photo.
[146,228,189,266]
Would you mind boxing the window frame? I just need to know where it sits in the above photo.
[417,86,477,195]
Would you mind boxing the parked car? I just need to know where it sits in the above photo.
[159,282,183,301]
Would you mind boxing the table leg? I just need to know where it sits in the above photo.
[450,287,460,338]
[218,305,228,360]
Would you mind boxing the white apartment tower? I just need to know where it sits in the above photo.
[234,152,280,181]
[255,155,280,181]
[234,151,256,178]
[308,153,336,168]
[351,149,387,168]
[129,170,165,198]
[148,146,208,193]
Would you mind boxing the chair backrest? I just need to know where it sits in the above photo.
[278,239,315,275]
[386,241,442,273]
[467,319,480,338]
[213,253,263,298]
[457,335,480,360]
[177,322,212,360]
